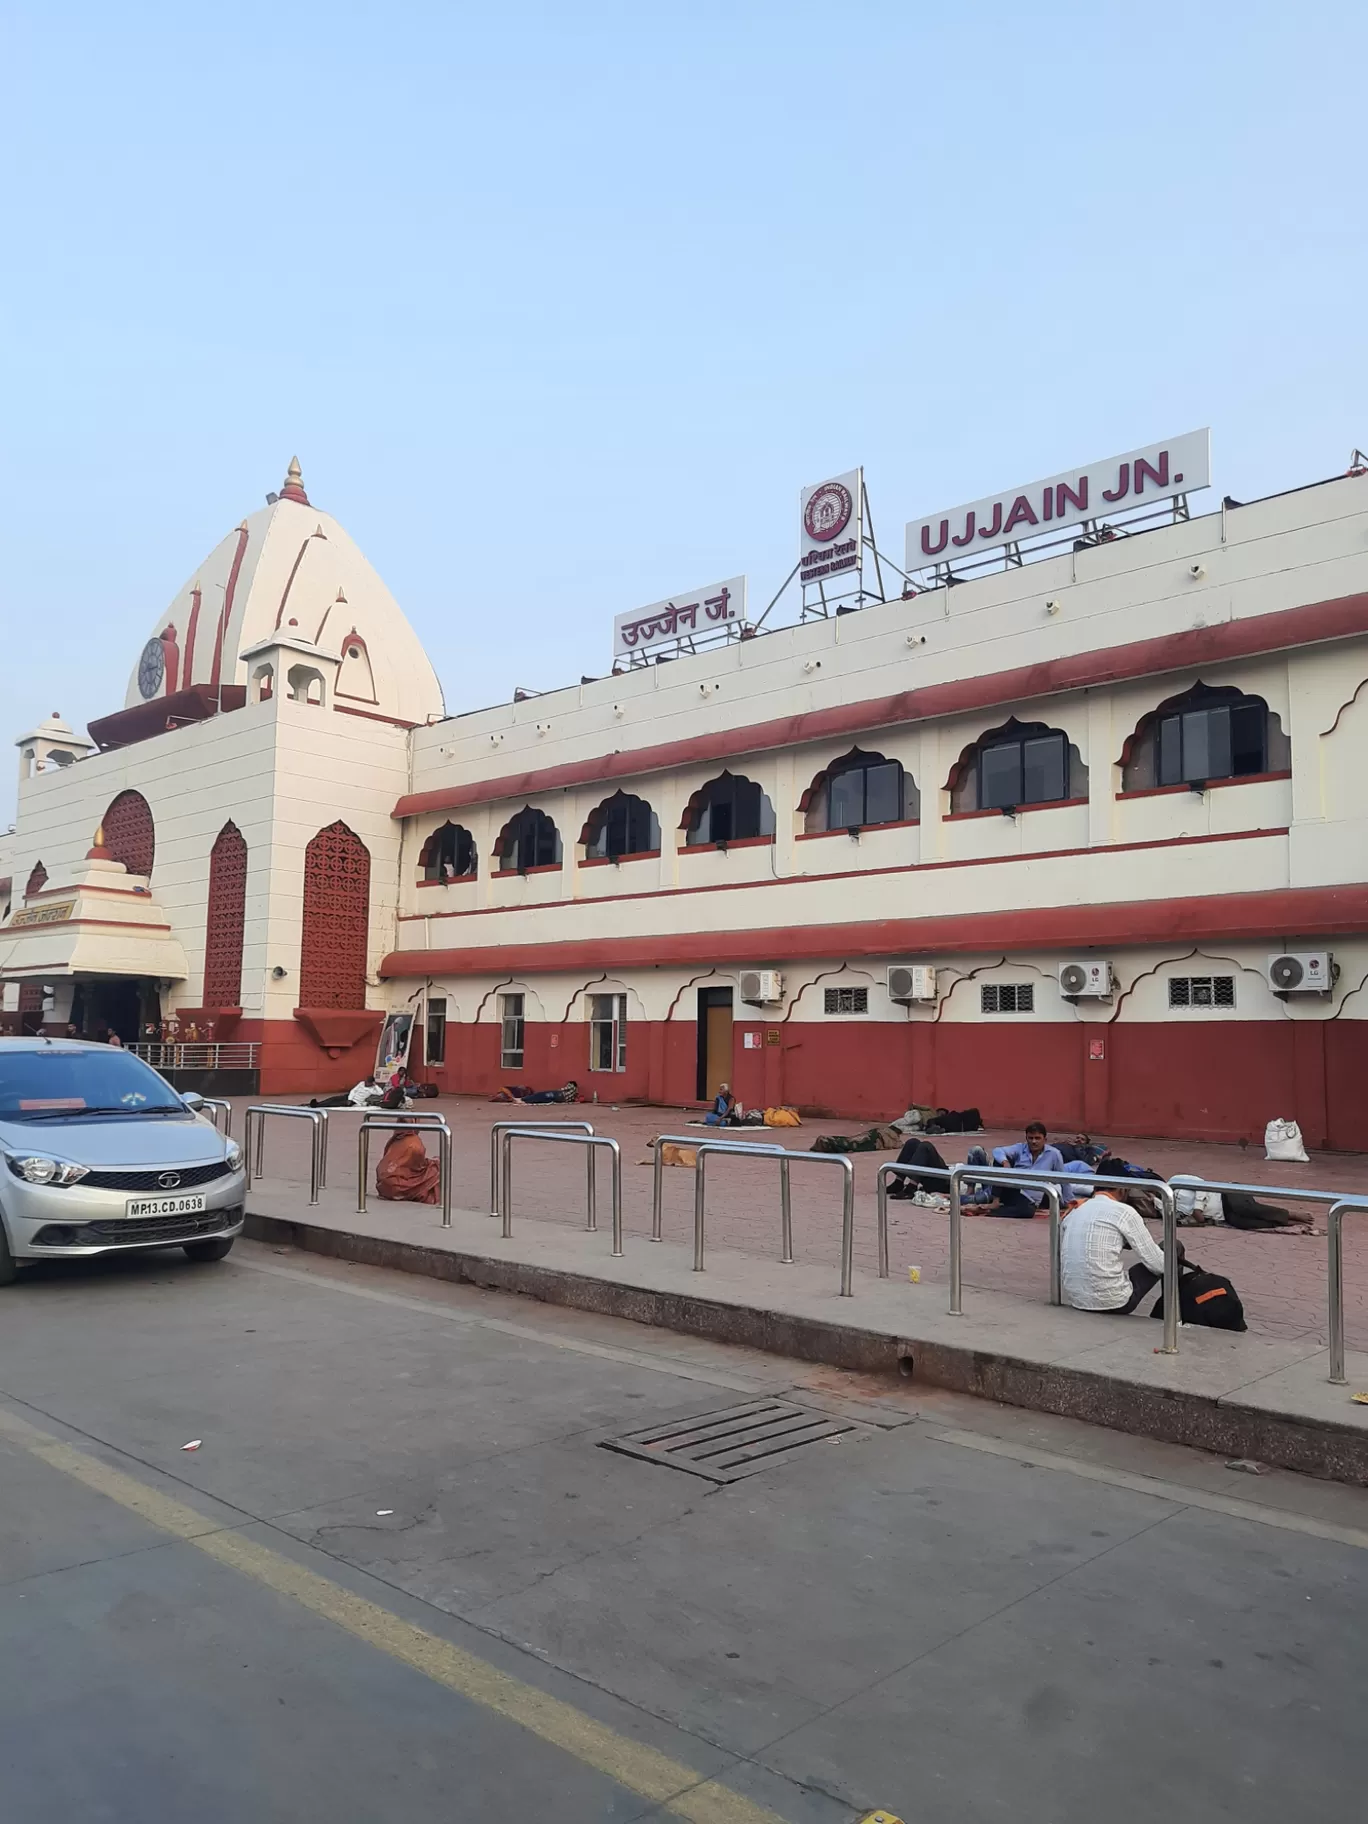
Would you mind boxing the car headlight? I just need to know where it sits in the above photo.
[6,1154,90,1187]
[225,1139,243,1169]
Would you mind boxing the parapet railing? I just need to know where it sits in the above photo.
[244,1104,325,1205]
[498,1128,623,1257]
[488,1118,594,1220]
[357,1116,453,1229]
[692,1141,856,1296]
[648,1133,786,1243]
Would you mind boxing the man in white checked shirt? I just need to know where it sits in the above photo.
[1060,1184,1167,1314]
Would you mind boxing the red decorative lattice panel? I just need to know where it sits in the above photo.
[24,862,47,898]
[203,822,247,1008]
[103,790,155,878]
[299,821,370,1009]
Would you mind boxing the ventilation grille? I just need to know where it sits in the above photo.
[824,987,869,1015]
[1169,975,1235,1009]
[600,1399,866,1484]
[981,983,1034,1014]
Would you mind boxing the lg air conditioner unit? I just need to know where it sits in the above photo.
[739,968,785,1006]
[888,964,938,1003]
[1266,952,1333,994]
[1058,960,1114,999]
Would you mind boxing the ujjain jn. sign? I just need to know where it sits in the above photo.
[905,429,1211,567]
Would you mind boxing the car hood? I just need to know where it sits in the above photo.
[0,1113,230,1169]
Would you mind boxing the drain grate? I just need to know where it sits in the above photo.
[600,1398,866,1484]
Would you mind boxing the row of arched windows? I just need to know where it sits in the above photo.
[420,684,1289,879]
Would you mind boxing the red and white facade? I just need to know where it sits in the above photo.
[4,454,1368,1144]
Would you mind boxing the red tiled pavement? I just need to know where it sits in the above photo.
[236,1094,1368,1353]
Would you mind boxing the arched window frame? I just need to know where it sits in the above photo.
[945,719,1087,814]
[1118,682,1289,793]
[495,807,562,874]
[580,792,661,862]
[203,822,248,1008]
[418,822,478,883]
[799,748,915,833]
[679,771,776,847]
[299,820,370,1009]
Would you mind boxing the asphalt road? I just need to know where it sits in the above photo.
[2,1239,1366,1824]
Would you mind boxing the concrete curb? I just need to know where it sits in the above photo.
[243,1212,1368,1487]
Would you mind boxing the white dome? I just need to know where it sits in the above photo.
[124,460,445,727]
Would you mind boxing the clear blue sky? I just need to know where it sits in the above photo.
[4,1,1366,812]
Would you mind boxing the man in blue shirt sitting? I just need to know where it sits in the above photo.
[966,1122,1065,1218]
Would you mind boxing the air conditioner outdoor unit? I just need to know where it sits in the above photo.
[1058,960,1114,998]
[888,964,938,1003]
[739,968,785,1006]
[1266,951,1333,994]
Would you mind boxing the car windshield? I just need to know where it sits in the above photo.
[0,1048,185,1119]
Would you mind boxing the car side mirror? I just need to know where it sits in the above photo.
[181,1091,206,1112]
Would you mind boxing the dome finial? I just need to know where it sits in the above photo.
[86,822,112,861]
[279,456,309,505]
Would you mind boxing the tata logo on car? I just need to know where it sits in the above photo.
[157,1172,182,1190]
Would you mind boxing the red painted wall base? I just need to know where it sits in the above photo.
[413,1016,1368,1152]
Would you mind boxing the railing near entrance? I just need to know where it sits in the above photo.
[357,1116,453,1230]
[692,1141,857,1295]
[133,1042,260,1071]
[488,1119,595,1221]
[498,1128,623,1256]
[244,1104,324,1204]
[648,1133,786,1244]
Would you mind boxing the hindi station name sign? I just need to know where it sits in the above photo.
[905,429,1211,568]
[613,577,748,659]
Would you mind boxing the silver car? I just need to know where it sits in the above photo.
[0,1037,246,1284]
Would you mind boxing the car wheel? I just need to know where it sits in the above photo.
[183,1236,235,1263]
[0,1224,19,1286]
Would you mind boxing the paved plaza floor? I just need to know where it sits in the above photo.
[237,1094,1368,1354]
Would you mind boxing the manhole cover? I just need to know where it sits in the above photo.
[600,1398,867,1484]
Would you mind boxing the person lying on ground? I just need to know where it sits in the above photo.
[491,1081,580,1104]
[310,1076,384,1109]
[887,1136,949,1197]
[965,1122,1066,1216]
[704,1083,737,1125]
[1060,1183,1169,1314]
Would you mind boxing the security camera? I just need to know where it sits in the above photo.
[1188,563,1206,580]
[271,965,287,980]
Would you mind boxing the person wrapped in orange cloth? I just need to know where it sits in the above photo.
[375,1123,441,1204]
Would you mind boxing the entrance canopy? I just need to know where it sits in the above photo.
[0,853,188,984]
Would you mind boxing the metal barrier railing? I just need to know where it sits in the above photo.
[873,1158,1179,1352]
[498,1129,623,1257]
[488,1118,594,1220]
[693,1142,857,1295]
[875,1161,1064,1303]
[188,1094,232,1137]
[1328,1197,1368,1384]
[357,1116,454,1229]
[649,1133,786,1243]
[244,1104,325,1204]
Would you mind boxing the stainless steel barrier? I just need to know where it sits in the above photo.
[196,1096,232,1137]
[488,1119,594,1219]
[875,1161,1064,1303]
[498,1129,623,1257]
[357,1116,453,1228]
[1328,1197,1368,1383]
[947,1162,1180,1353]
[244,1104,324,1204]
[649,1133,785,1243]
[692,1142,856,1295]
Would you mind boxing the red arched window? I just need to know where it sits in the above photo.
[103,790,155,877]
[299,821,370,1009]
[24,862,47,899]
[203,822,247,1008]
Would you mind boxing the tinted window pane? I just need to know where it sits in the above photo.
[828,769,864,829]
[709,799,733,843]
[979,744,1021,810]
[864,762,902,825]
[1230,701,1266,775]
[1022,734,1065,803]
[734,777,762,838]
[1158,716,1182,786]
